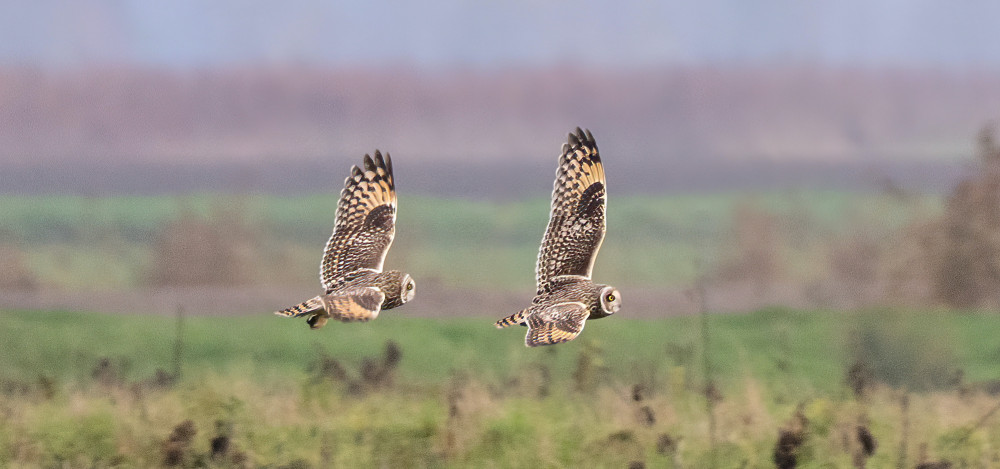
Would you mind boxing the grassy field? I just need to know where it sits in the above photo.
[2,308,999,467]
[0,190,977,467]
[0,191,936,291]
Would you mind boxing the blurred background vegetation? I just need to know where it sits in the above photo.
[4,1,1000,467]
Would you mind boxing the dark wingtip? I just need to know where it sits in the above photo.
[567,130,580,147]
[383,152,393,175]
[571,127,598,156]
[351,165,363,178]
[375,151,392,176]
[573,127,594,145]
[363,153,377,172]
[566,126,597,152]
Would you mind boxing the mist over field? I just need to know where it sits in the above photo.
[3,2,1000,468]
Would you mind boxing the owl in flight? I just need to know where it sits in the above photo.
[495,127,621,346]
[275,151,415,328]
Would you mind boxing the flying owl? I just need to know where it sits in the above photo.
[495,127,622,346]
[274,151,415,328]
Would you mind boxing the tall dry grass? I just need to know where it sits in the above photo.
[2,330,998,468]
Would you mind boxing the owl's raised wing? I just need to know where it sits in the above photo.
[320,151,396,291]
[535,128,606,294]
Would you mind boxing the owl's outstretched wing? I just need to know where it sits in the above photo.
[535,127,606,294]
[525,301,589,347]
[320,151,397,291]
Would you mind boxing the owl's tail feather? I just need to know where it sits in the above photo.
[495,309,529,328]
[275,296,325,318]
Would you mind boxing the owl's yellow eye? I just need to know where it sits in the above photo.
[606,293,615,302]
[406,282,414,291]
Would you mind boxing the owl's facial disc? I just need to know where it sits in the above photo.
[401,274,416,303]
[599,286,622,314]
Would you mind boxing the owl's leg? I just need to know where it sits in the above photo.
[307,314,329,329]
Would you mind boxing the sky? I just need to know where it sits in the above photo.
[2,0,1000,70]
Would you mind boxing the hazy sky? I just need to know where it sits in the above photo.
[3,0,999,69]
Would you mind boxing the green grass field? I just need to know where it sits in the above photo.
[2,307,996,392]
[2,308,999,467]
[1,190,976,467]
[0,191,937,290]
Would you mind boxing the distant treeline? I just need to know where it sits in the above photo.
[1,65,996,165]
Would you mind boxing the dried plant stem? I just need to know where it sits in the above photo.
[897,394,909,469]
[957,398,1000,444]
[696,279,717,469]
[173,306,185,380]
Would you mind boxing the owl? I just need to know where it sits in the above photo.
[274,151,415,328]
[495,127,622,346]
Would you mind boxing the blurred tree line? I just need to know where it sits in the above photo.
[715,124,1000,310]
[931,125,1000,308]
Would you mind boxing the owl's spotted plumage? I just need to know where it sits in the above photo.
[275,151,415,328]
[495,128,622,346]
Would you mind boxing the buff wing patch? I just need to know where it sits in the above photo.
[326,287,386,323]
[524,302,589,347]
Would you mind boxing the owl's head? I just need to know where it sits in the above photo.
[399,273,416,304]
[597,285,622,317]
